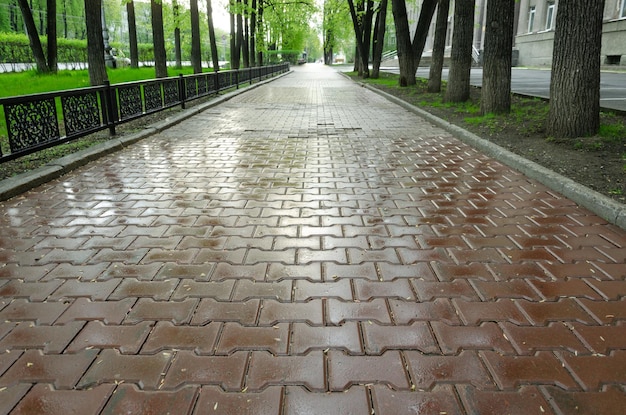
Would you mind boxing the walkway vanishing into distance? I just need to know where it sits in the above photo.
[0,64,625,414]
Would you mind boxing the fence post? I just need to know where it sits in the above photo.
[179,74,186,110]
[104,81,116,136]
[214,71,220,94]
[235,70,240,89]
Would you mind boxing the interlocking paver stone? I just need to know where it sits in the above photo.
[1,65,625,414]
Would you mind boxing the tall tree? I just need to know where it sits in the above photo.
[173,0,182,68]
[46,0,57,72]
[428,0,449,93]
[481,0,515,114]
[444,0,475,102]
[249,0,257,66]
[126,0,139,68]
[84,0,108,85]
[347,0,374,77]
[547,0,605,138]
[390,0,437,86]
[190,0,202,73]
[206,0,220,71]
[235,0,244,68]
[151,0,168,78]
[371,0,388,78]
[16,0,49,72]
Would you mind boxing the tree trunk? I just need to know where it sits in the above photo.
[243,11,250,68]
[151,0,168,78]
[347,0,371,78]
[481,0,514,114]
[173,0,182,69]
[371,0,387,78]
[84,0,108,85]
[250,0,257,66]
[445,0,475,102]
[547,0,604,138]
[16,0,49,72]
[207,0,220,72]
[235,0,244,68]
[428,0,449,93]
[256,1,264,65]
[46,0,57,72]
[127,1,139,68]
[390,0,414,86]
[229,0,236,68]
[190,0,202,73]
[411,0,437,68]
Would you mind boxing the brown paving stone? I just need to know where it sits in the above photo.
[0,383,31,414]
[0,349,98,389]
[216,323,289,355]
[77,349,170,390]
[194,386,282,415]
[42,263,110,282]
[141,321,220,354]
[56,298,135,324]
[584,279,626,300]
[154,263,214,281]
[458,385,554,415]
[431,262,493,281]
[108,278,178,301]
[390,298,460,325]
[0,299,69,325]
[233,279,292,301]
[371,384,463,415]
[0,264,51,282]
[480,351,579,391]
[102,384,198,415]
[101,263,163,281]
[362,322,438,354]
[405,350,494,390]
[324,263,379,281]
[259,300,324,326]
[571,322,626,354]
[266,263,323,281]
[291,322,363,355]
[191,299,260,325]
[66,321,152,354]
[328,350,410,391]
[501,322,589,356]
[453,299,528,325]
[125,298,198,324]
[432,321,515,355]
[559,350,626,391]
[412,279,480,301]
[171,279,235,300]
[529,279,603,301]
[353,279,415,300]
[377,262,437,280]
[577,298,626,324]
[544,385,626,415]
[210,263,267,280]
[327,298,391,325]
[11,384,115,415]
[246,351,325,392]
[0,321,84,354]
[517,298,597,325]
[285,385,370,414]
[471,279,541,301]
[162,350,248,392]
[0,280,62,301]
[48,279,120,300]
[293,279,352,300]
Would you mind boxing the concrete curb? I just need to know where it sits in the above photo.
[360,81,626,230]
[0,70,292,202]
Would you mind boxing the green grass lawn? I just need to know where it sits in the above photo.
[0,66,213,98]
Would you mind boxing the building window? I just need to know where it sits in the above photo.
[621,0,626,18]
[528,6,536,32]
[546,1,556,30]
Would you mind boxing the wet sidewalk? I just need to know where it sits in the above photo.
[1,64,625,414]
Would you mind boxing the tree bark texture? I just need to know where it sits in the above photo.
[391,0,415,86]
[207,0,220,72]
[371,0,388,78]
[84,0,108,85]
[481,0,515,114]
[428,0,449,93]
[127,1,139,68]
[347,0,371,78]
[445,0,475,102]
[249,0,257,67]
[46,0,57,72]
[173,0,182,68]
[547,0,604,138]
[16,0,49,72]
[151,0,168,78]
[190,0,203,73]
[411,0,437,68]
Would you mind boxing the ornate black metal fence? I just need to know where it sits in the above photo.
[0,63,289,163]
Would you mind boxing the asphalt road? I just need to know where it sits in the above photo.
[378,67,626,113]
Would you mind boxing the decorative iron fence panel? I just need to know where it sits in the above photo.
[0,63,289,162]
